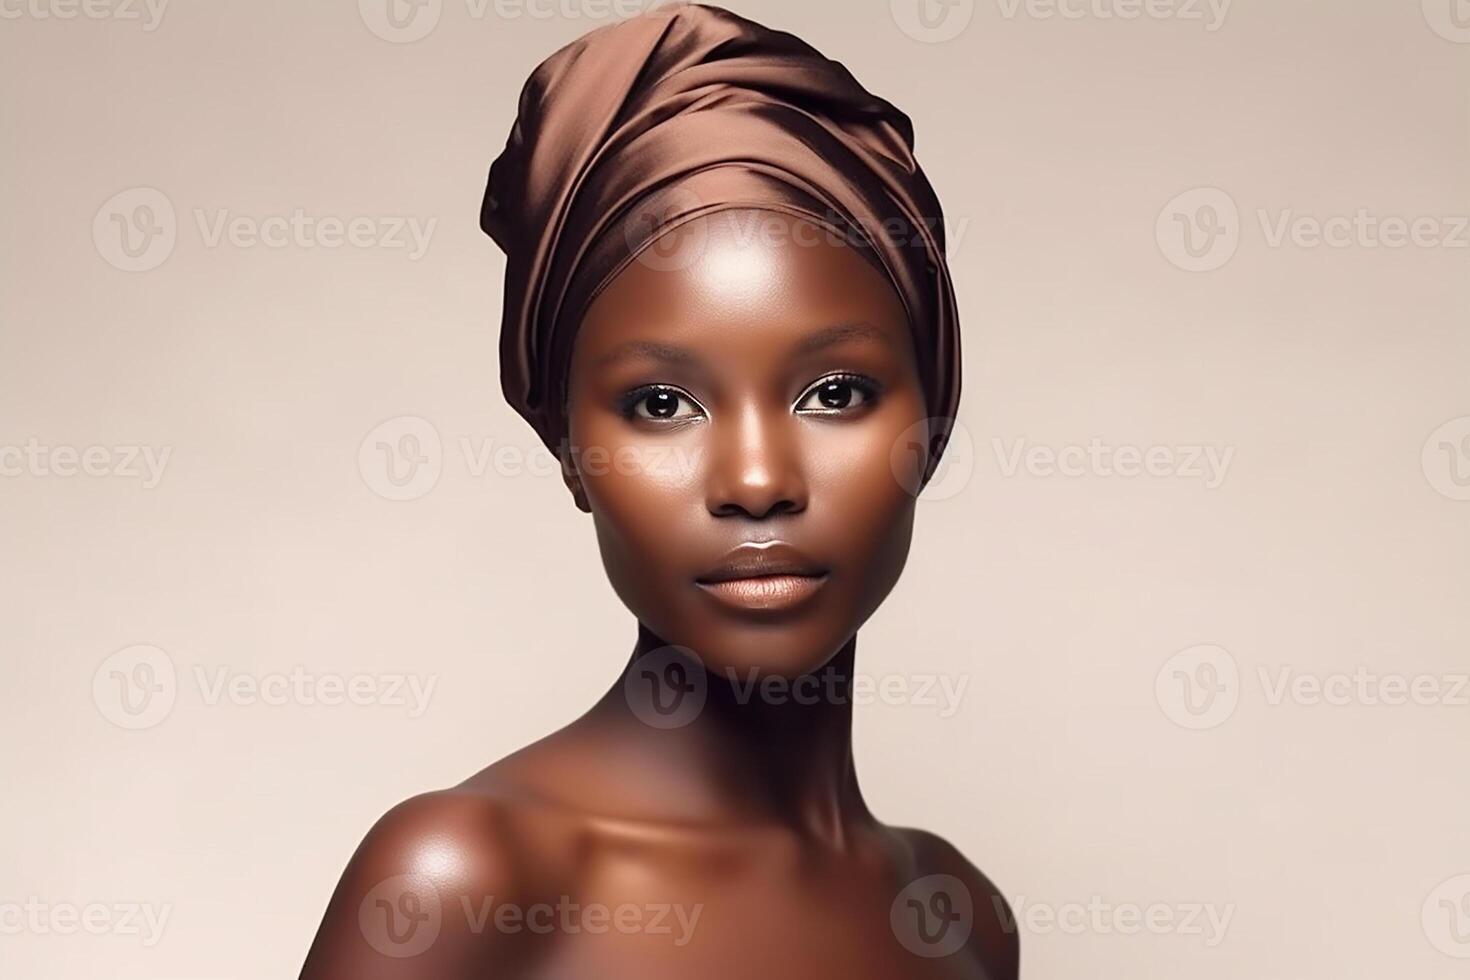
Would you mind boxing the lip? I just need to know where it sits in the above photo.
[694,541,830,613]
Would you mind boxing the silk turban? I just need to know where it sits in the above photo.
[480,2,961,483]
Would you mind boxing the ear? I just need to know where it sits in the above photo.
[557,437,591,513]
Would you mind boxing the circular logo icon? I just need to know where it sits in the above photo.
[624,185,710,274]
[1423,874,1470,958]
[1156,187,1240,272]
[890,0,976,43]
[1422,416,1470,501]
[359,0,442,43]
[359,416,443,502]
[890,418,974,502]
[359,874,443,958]
[1155,644,1239,730]
[1423,0,1470,43]
[891,874,974,958]
[93,187,177,273]
[92,644,178,730]
[623,645,707,729]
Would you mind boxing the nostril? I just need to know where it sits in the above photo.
[709,495,803,520]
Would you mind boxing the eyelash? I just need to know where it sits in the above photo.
[617,373,884,423]
[794,372,883,415]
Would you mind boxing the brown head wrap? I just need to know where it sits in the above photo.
[481,2,961,481]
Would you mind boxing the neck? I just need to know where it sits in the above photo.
[581,622,872,845]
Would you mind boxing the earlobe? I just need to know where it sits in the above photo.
[557,443,591,513]
[566,477,591,513]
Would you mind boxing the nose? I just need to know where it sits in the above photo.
[704,402,808,519]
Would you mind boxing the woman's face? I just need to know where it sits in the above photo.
[565,209,930,680]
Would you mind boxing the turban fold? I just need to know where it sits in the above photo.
[481,2,961,481]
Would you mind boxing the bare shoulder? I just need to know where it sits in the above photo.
[298,788,566,979]
[891,826,1020,980]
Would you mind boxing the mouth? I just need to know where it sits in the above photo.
[694,542,830,614]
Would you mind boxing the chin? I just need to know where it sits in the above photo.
[693,626,852,686]
[631,589,865,686]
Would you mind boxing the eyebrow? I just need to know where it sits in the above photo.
[593,322,892,368]
[594,340,700,368]
[792,321,893,356]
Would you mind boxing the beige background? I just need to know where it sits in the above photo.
[3,1,1468,977]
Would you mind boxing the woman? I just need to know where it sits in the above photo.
[301,5,1016,977]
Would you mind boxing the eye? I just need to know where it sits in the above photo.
[620,384,706,423]
[794,374,881,415]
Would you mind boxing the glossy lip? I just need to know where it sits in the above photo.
[694,541,830,614]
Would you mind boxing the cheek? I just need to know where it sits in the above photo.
[571,413,705,599]
[803,411,922,604]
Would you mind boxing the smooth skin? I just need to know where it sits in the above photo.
[300,210,1017,979]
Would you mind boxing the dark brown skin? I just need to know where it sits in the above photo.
[300,211,1018,979]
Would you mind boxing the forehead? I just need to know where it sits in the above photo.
[571,209,912,368]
